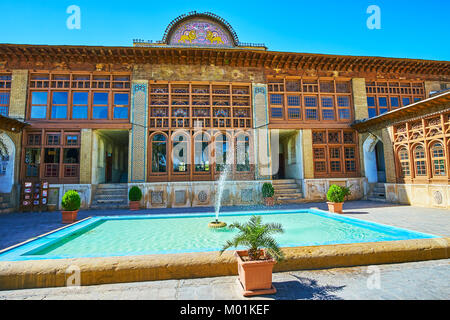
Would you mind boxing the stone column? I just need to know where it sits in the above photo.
[9,70,28,120]
[352,78,369,177]
[129,81,148,183]
[79,129,93,184]
[302,129,314,179]
[252,84,271,179]
[381,127,396,183]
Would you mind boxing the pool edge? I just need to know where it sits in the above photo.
[1,237,449,291]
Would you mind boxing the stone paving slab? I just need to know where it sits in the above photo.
[1,259,449,300]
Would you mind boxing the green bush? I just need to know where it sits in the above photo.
[262,182,274,198]
[61,190,81,211]
[326,185,351,203]
[128,186,143,201]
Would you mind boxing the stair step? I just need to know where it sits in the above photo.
[95,199,127,204]
[276,194,303,200]
[272,179,297,184]
[274,188,302,194]
[273,184,299,189]
[368,197,386,202]
[94,194,127,200]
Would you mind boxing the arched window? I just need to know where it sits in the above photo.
[194,132,210,172]
[398,147,410,177]
[413,145,427,176]
[172,133,189,173]
[431,142,446,176]
[215,133,231,172]
[151,133,167,173]
[236,133,250,172]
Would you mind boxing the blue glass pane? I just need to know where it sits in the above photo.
[271,108,283,118]
[414,97,421,103]
[114,93,129,106]
[379,108,388,115]
[390,97,399,107]
[114,107,128,119]
[287,96,300,106]
[367,97,375,107]
[321,97,333,108]
[368,108,377,118]
[31,106,47,119]
[304,97,317,107]
[0,93,9,105]
[93,92,108,105]
[402,98,411,106]
[270,94,283,105]
[52,92,68,104]
[32,92,48,105]
[339,109,351,120]
[51,105,67,119]
[73,92,88,105]
[72,106,88,119]
[378,97,387,107]
[93,106,108,119]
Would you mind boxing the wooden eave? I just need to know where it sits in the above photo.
[0,43,449,76]
[351,91,450,133]
[0,115,29,132]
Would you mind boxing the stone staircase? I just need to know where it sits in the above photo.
[368,183,386,202]
[272,179,304,204]
[90,184,129,210]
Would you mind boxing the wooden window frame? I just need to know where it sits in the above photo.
[267,77,353,124]
[21,129,81,184]
[27,72,131,122]
[366,80,425,118]
[312,129,359,178]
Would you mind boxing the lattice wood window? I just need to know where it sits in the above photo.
[268,78,352,123]
[149,82,252,130]
[312,129,358,177]
[22,130,81,183]
[393,113,450,182]
[366,81,425,118]
[431,142,446,176]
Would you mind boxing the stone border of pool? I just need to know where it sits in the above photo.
[0,237,449,290]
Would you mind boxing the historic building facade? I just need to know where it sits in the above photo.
[0,12,449,211]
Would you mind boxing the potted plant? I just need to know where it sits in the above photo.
[326,184,351,214]
[220,215,284,297]
[129,186,142,211]
[61,190,81,224]
[262,182,275,206]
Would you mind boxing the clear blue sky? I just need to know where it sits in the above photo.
[0,0,449,61]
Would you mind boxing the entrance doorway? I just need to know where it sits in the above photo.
[375,141,386,183]
[363,135,386,183]
[95,130,129,184]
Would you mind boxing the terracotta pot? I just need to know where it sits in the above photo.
[61,210,78,224]
[327,202,344,214]
[264,197,275,206]
[129,201,140,211]
[234,250,277,297]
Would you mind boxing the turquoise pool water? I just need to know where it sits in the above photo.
[0,209,438,261]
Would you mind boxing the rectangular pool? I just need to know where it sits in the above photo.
[0,209,439,261]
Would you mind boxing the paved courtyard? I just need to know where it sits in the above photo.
[0,201,449,300]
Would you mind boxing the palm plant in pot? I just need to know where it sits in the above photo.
[129,186,142,211]
[220,215,284,297]
[326,184,351,214]
[262,182,275,206]
[61,190,81,224]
